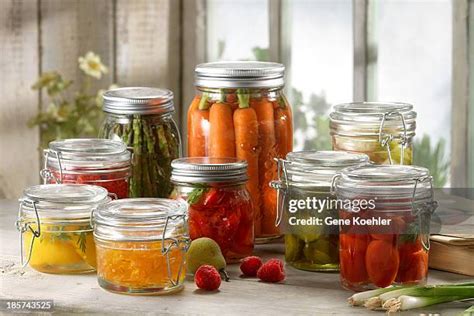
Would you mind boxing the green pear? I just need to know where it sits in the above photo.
[186,237,229,281]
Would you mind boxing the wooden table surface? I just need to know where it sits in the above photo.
[0,199,472,315]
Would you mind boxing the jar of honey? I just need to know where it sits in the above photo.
[16,184,110,274]
[93,198,189,295]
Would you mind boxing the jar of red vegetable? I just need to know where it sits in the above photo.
[333,164,437,291]
[41,138,131,199]
[188,62,293,242]
[171,157,253,262]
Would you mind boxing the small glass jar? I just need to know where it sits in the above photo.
[41,138,131,199]
[333,164,437,291]
[188,62,293,242]
[271,151,369,272]
[329,102,416,165]
[93,198,189,295]
[171,157,254,263]
[100,87,181,198]
[16,184,110,274]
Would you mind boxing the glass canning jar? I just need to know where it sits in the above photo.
[100,87,181,198]
[41,138,131,199]
[171,157,254,263]
[188,61,293,242]
[271,151,369,272]
[93,198,189,295]
[333,165,437,291]
[329,102,416,165]
[16,184,110,274]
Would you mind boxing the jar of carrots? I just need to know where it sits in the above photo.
[93,198,189,295]
[333,164,437,291]
[187,62,293,242]
[171,157,254,262]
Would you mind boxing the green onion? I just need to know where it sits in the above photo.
[379,285,474,304]
[383,295,468,313]
[348,286,402,306]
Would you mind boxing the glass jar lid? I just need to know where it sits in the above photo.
[93,198,188,241]
[102,87,174,115]
[20,184,110,219]
[45,138,131,171]
[329,102,417,137]
[195,61,285,89]
[171,157,248,184]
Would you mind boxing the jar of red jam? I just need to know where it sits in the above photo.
[41,139,131,199]
[171,157,254,262]
[333,164,438,291]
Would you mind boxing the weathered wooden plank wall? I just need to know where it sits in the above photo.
[0,0,184,199]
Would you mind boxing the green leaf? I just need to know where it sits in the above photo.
[187,186,208,205]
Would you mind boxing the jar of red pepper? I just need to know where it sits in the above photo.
[171,157,254,262]
[333,164,437,291]
[41,138,131,199]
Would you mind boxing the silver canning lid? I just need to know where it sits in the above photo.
[171,157,248,184]
[102,87,174,115]
[93,198,188,241]
[45,138,131,171]
[329,102,417,137]
[195,61,285,89]
[19,184,110,219]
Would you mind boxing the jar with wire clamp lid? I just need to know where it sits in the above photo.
[329,102,416,165]
[93,198,189,295]
[332,164,437,291]
[16,184,110,274]
[171,157,254,263]
[41,138,131,199]
[271,151,369,272]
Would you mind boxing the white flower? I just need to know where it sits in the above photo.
[78,52,108,79]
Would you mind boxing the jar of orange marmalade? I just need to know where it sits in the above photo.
[93,198,189,295]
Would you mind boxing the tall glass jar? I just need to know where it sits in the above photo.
[16,184,110,274]
[333,165,437,291]
[100,87,181,198]
[93,198,189,295]
[329,102,416,165]
[188,61,293,242]
[271,151,369,271]
[41,138,131,199]
[171,157,254,262]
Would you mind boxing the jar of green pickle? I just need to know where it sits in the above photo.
[271,151,369,271]
[329,102,416,165]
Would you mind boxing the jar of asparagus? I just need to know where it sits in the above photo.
[271,151,369,271]
[329,102,416,165]
[100,87,181,198]
[16,184,110,274]
[188,62,293,242]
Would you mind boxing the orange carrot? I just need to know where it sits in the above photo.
[234,90,261,236]
[281,96,293,153]
[209,102,235,158]
[187,95,210,157]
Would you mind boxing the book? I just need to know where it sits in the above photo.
[428,234,474,276]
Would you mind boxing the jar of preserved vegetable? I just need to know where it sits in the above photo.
[100,87,181,198]
[329,102,416,165]
[271,151,369,272]
[188,61,293,242]
[171,157,253,262]
[333,164,437,291]
[16,184,110,274]
[93,198,188,295]
[41,138,131,199]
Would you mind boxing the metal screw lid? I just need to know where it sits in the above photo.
[102,87,174,115]
[195,61,285,89]
[171,157,248,184]
[286,151,369,169]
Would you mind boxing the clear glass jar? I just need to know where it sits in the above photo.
[333,165,437,291]
[329,102,416,165]
[41,138,131,199]
[271,151,369,272]
[93,198,189,295]
[188,62,293,242]
[16,184,110,274]
[171,157,254,263]
[100,87,181,198]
